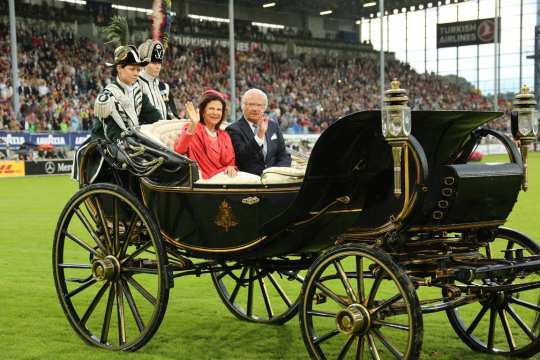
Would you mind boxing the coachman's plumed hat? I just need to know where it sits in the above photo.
[138,40,165,64]
[105,45,149,67]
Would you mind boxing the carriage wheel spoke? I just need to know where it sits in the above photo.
[334,260,358,303]
[229,267,248,304]
[505,240,515,252]
[356,336,365,360]
[367,272,384,307]
[121,241,152,264]
[487,307,496,350]
[372,328,403,359]
[509,296,540,311]
[81,281,110,326]
[370,293,403,315]
[485,242,492,259]
[466,299,491,335]
[267,272,292,307]
[100,284,116,344]
[506,304,536,341]
[372,320,409,331]
[112,198,120,255]
[123,275,157,306]
[116,283,127,346]
[246,267,254,317]
[121,279,145,332]
[315,281,349,307]
[337,335,355,360]
[498,309,516,351]
[66,278,97,299]
[313,329,339,345]
[356,256,365,304]
[74,207,108,254]
[216,270,228,281]
[59,263,92,269]
[64,231,100,258]
[256,269,274,319]
[367,333,381,360]
[118,214,138,258]
[94,196,114,253]
[307,310,337,318]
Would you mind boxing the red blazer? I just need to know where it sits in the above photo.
[174,122,237,179]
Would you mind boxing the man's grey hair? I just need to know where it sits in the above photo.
[241,88,268,112]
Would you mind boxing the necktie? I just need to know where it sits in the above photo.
[252,124,267,158]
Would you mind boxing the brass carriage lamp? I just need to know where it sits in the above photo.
[511,85,538,191]
[382,79,412,198]
[382,79,412,139]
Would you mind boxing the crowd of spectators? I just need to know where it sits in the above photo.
[0,15,512,135]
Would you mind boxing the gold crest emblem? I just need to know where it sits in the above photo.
[214,200,238,232]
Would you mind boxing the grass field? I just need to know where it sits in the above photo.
[1,153,540,360]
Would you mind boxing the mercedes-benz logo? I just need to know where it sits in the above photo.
[45,161,56,174]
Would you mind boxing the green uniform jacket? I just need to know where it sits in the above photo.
[72,78,163,183]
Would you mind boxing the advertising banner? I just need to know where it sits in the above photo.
[0,160,25,177]
[437,17,501,48]
[0,131,90,150]
[24,160,73,176]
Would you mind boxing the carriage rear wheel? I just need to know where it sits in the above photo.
[300,243,423,359]
[53,184,170,351]
[211,258,307,324]
[446,227,540,358]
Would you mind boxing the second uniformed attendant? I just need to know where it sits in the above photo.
[138,39,179,120]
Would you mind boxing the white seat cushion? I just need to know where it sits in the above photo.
[261,166,305,184]
[195,171,261,185]
[140,119,190,150]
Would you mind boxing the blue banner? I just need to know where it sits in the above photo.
[0,131,90,150]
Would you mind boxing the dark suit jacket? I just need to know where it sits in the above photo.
[226,116,291,175]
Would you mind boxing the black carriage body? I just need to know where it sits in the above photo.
[124,110,525,259]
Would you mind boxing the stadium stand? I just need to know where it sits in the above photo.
[0,4,512,135]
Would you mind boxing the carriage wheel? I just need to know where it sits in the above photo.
[53,183,170,351]
[300,243,423,359]
[211,258,307,324]
[446,227,540,357]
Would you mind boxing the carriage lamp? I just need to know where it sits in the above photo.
[383,79,412,198]
[382,79,412,139]
[512,85,538,191]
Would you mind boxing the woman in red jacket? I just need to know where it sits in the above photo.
[174,90,238,179]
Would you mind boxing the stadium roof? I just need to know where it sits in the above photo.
[232,0,471,21]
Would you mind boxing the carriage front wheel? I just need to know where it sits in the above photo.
[53,183,170,351]
[300,243,423,359]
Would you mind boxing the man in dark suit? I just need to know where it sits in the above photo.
[227,88,291,176]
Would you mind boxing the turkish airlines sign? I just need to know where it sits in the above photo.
[437,17,501,48]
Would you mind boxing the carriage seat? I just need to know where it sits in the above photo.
[139,119,189,150]
[139,120,306,185]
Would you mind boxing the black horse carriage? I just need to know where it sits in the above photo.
[53,82,540,359]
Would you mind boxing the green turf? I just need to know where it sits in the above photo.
[1,154,539,360]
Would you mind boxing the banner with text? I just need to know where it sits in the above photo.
[24,160,73,176]
[0,131,90,150]
[437,17,501,48]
